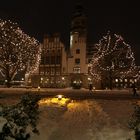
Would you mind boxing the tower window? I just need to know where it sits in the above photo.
[73,67,80,73]
[75,58,80,64]
[76,49,80,54]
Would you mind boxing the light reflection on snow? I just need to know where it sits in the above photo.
[39,96,71,106]
[30,99,135,140]
[0,97,135,140]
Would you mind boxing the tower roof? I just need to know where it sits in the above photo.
[71,4,87,36]
[72,4,86,19]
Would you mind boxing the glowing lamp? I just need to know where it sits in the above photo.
[38,86,40,91]
[62,77,65,80]
[57,95,63,100]
[88,77,91,81]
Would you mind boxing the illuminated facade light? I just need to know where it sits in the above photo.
[88,77,91,81]
[21,78,24,81]
[124,79,127,82]
[62,77,65,80]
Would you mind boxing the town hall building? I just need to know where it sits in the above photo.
[30,5,95,89]
[29,4,139,89]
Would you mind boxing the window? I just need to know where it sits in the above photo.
[56,67,60,74]
[51,68,55,74]
[73,67,80,73]
[63,67,65,72]
[57,49,61,53]
[45,56,50,64]
[75,58,80,64]
[76,49,80,54]
[120,79,123,82]
[51,56,55,64]
[56,56,61,64]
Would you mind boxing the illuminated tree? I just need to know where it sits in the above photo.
[90,31,139,89]
[0,20,41,87]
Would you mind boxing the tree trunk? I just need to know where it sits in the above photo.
[5,67,11,88]
[109,70,112,90]
[6,77,11,88]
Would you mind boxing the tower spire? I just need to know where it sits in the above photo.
[71,3,87,37]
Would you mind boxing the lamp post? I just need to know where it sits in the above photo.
[38,86,40,92]
[61,77,65,88]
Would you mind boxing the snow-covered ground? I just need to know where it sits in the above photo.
[30,98,135,140]
[0,89,138,140]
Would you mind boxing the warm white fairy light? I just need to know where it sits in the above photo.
[90,31,140,81]
[0,19,41,83]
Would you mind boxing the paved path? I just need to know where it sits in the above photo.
[0,88,140,100]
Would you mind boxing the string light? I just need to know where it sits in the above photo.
[0,19,41,82]
[90,31,140,81]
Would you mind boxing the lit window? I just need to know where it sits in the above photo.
[134,79,137,82]
[130,79,133,83]
[115,79,118,82]
[125,79,127,82]
[120,79,123,82]
[124,84,127,88]
[75,58,80,64]
[76,49,80,54]
[73,67,80,73]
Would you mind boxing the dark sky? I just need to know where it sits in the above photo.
[0,0,140,64]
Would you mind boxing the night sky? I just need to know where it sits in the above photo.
[0,0,140,64]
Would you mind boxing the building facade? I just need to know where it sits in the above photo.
[30,4,93,88]
[30,33,68,88]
